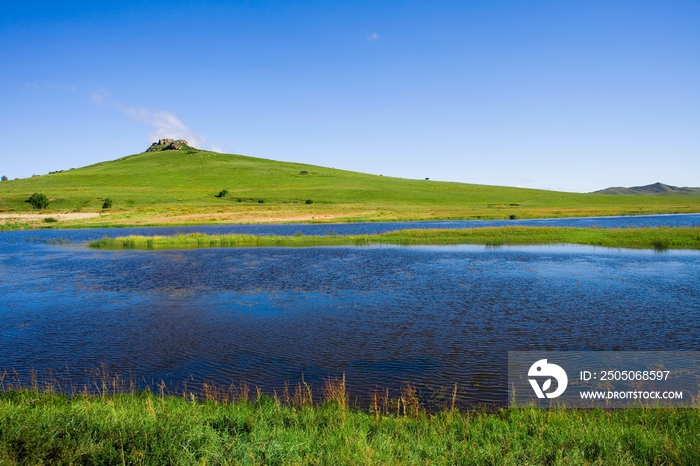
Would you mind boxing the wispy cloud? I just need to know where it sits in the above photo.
[120,105,206,148]
[23,81,78,94]
[210,142,230,153]
[91,87,109,105]
[89,87,208,148]
[368,32,379,41]
[23,82,42,92]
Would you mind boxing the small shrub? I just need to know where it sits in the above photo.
[509,214,517,220]
[652,239,670,251]
[425,177,429,180]
[299,171,309,175]
[43,217,58,223]
[258,199,265,204]
[102,198,113,209]
[305,199,313,204]
[216,189,229,198]
[27,193,49,209]
[237,198,242,202]
[1,175,7,182]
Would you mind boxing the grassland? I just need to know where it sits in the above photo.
[0,386,698,465]
[2,148,700,229]
[0,222,28,232]
[89,226,700,251]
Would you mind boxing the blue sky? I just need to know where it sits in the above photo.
[1,1,698,192]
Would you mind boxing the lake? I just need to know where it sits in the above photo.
[1,214,699,406]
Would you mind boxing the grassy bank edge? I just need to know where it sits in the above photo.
[1,388,698,464]
[3,206,700,231]
[88,226,700,251]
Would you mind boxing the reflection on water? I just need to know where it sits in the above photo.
[0,215,699,405]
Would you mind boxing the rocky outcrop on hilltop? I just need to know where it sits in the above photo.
[146,139,191,152]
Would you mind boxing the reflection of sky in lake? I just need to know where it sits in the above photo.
[0,214,699,406]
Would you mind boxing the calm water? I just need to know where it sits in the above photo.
[1,214,699,406]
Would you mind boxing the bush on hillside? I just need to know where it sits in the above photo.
[1,175,7,182]
[27,193,49,209]
[102,198,113,209]
[216,189,229,198]
[305,199,313,204]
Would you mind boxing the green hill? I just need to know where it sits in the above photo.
[1,148,699,227]
[592,182,700,196]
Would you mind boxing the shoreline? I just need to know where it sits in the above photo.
[2,207,700,231]
[1,210,699,232]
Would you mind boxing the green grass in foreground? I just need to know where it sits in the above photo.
[89,226,700,250]
[0,388,698,465]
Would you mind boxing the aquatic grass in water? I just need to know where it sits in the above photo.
[88,226,700,250]
[90,232,373,249]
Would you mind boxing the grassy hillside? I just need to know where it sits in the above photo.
[1,148,699,227]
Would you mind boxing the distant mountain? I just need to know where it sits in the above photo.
[592,182,700,196]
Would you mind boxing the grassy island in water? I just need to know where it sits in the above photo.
[89,226,700,251]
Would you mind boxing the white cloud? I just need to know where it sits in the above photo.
[91,87,109,105]
[368,32,378,41]
[23,82,42,92]
[210,142,231,153]
[120,105,206,148]
[89,88,215,150]
[23,82,78,94]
